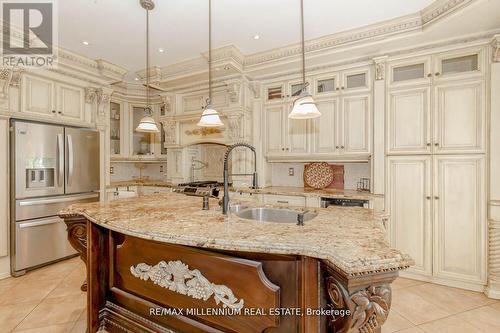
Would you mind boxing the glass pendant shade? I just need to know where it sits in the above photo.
[197,104,224,127]
[288,92,321,119]
[136,115,160,133]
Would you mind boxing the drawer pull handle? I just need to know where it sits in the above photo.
[277,200,289,204]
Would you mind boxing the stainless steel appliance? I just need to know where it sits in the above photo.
[10,120,100,276]
[173,181,221,210]
[320,197,369,208]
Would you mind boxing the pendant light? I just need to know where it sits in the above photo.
[288,0,321,120]
[197,0,224,127]
[136,0,160,133]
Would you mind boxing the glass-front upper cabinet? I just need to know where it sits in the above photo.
[131,106,154,157]
[434,49,484,81]
[389,57,432,88]
[110,102,122,156]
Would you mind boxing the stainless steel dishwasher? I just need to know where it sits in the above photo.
[320,197,369,208]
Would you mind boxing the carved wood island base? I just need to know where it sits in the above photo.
[59,193,411,333]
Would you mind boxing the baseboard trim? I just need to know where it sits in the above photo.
[399,271,486,294]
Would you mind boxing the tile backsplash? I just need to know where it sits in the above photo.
[110,162,167,182]
[270,162,370,190]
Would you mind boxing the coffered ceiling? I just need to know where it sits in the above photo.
[59,0,437,80]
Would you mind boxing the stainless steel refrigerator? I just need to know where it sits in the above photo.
[10,120,100,276]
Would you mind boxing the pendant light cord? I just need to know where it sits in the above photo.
[208,0,212,105]
[300,0,306,89]
[146,8,151,114]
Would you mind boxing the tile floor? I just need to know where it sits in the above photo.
[1,257,500,333]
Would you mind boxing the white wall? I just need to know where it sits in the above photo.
[270,162,370,190]
[110,162,167,182]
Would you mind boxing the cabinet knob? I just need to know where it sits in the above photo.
[57,111,62,114]
[336,146,339,149]
[426,196,431,200]
[434,143,439,146]
[427,73,432,78]
[336,87,340,91]
[51,110,56,114]
[286,148,289,151]
[281,148,285,151]
[341,87,345,90]
[426,143,431,146]
[435,196,439,200]
[435,72,441,76]
[341,146,345,149]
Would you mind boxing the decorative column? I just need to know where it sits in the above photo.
[95,87,113,199]
[372,56,388,211]
[487,35,500,299]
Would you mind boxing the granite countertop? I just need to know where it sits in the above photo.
[234,186,380,200]
[108,182,381,201]
[59,192,412,277]
[107,180,174,189]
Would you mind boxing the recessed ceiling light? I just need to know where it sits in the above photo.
[253,35,260,40]
[158,48,165,53]
[134,77,139,81]
[82,41,89,45]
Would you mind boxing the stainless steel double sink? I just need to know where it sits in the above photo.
[230,204,318,224]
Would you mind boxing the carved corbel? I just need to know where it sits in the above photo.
[373,56,388,81]
[0,68,13,102]
[226,83,240,103]
[492,35,500,63]
[325,270,392,333]
[96,87,112,117]
[160,95,172,114]
[85,87,97,104]
[249,81,261,99]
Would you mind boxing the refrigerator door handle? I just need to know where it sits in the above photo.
[19,217,61,229]
[67,134,74,186]
[57,133,64,186]
[18,193,99,206]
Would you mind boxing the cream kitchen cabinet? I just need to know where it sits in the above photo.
[21,74,85,123]
[386,156,432,277]
[387,49,486,155]
[387,155,486,288]
[387,87,432,154]
[310,94,371,157]
[265,104,309,157]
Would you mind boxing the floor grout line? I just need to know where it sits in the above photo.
[9,260,82,332]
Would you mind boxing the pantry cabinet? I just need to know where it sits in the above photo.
[387,49,485,155]
[387,155,486,287]
[21,74,85,123]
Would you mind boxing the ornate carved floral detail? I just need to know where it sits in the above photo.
[184,127,225,137]
[161,95,171,113]
[492,35,500,63]
[130,260,244,310]
[326,277,391,333]
[85,87,97,104]
[226,83,240,103]
[373,56,388,81]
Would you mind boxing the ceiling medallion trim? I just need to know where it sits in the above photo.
[130,260,245,310]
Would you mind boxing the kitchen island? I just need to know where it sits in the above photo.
[59,192,412,333]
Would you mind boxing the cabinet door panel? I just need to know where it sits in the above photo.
[341,95,370,155]
[57,84,84,121]
[387,87,431,154]
[22,75,54,116]
[434,81,484,153]
[265,106,284,155]
[286,106,308,154]
[387,156,432,276]
[433,155,485,283]
[312,100,338,154]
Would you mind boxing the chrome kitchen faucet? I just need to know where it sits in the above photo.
[222,143,258,215]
